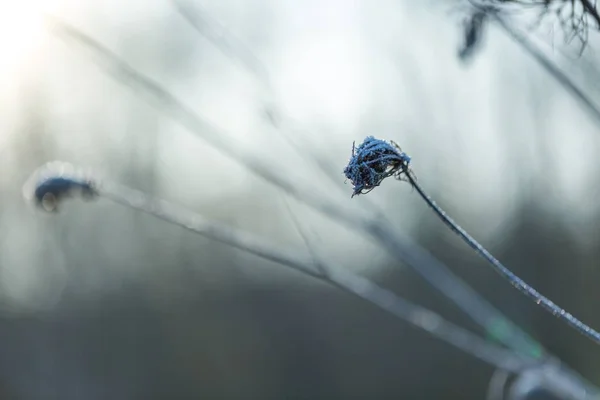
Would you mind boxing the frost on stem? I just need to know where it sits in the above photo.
[23,161,98,213]
[343,136,413,197]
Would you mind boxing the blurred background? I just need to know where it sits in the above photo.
[1,0,600,398]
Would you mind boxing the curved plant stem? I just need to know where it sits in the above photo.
[29,170,532,372]
[405,172,600,345]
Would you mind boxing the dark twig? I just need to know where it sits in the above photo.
[466,1,600,126]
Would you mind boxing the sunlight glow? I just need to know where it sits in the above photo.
[278,35,367,125]
[0,0,49,76]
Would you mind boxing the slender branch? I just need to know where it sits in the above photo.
[580,0,600,28]
[279,195,328,277]
[407,172,600,344]
[468,1,600,126]
[172,0,272,88]
[172,0,346,191]
[24,166,531,372]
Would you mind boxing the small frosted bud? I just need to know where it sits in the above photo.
[343,136,412,197]
[22,161,98,213]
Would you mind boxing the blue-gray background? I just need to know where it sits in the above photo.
[1,0,600,398]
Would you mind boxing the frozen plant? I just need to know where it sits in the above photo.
[344,136,600,346]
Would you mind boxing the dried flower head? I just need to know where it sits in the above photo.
[23,161,98,212]
[343,136,412,197]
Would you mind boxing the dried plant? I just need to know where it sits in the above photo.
[468,0,600,53]
[344,136,600,346]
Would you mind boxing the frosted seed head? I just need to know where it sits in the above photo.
[23,161,98,212]
[343,136,412,197]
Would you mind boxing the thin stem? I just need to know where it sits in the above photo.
[405,172,600,345]
[580,0,600,28]
[469,1,600,126]
[172,0,272,89]
[172,0,345,192]
[96,177,530,371]
[279,195,328,277]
